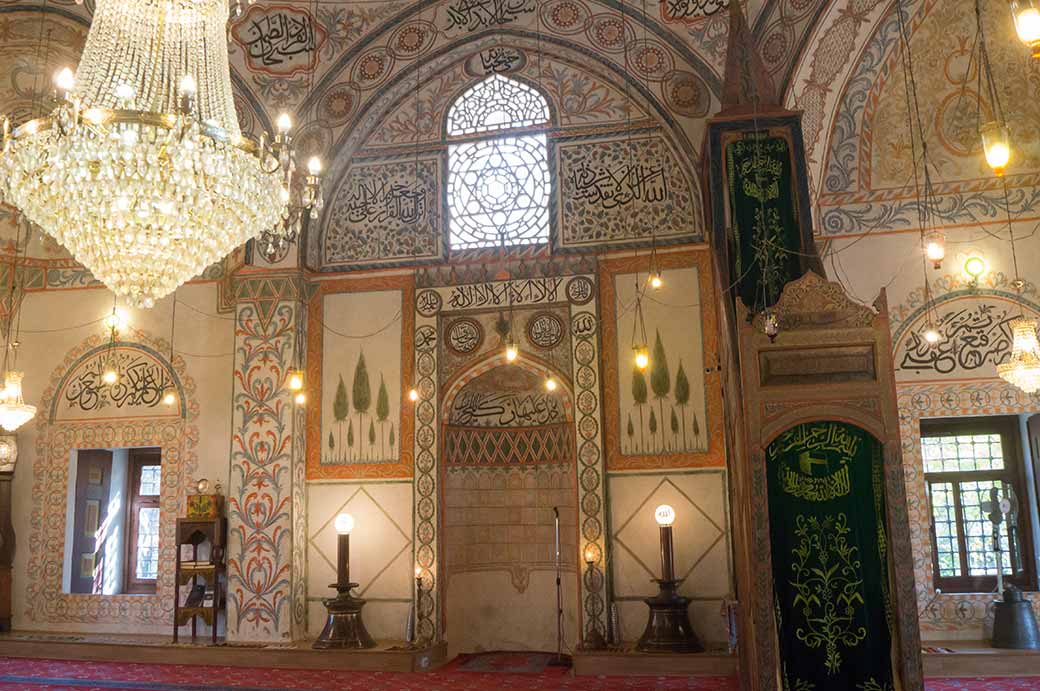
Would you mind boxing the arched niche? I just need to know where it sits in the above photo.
[23,332,199,628]
[439,355,579,654]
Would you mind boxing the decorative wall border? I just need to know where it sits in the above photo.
[305,273,416,480]
[24,332,198,626]
[599,248,724,470]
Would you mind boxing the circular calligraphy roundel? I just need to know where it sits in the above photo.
[526,311,564,349]
[446,318,484,355]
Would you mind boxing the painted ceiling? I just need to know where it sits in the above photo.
[0,0,1036,271]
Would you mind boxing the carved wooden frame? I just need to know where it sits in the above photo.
[730,271,923,691]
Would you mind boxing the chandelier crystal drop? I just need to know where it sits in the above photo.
[997,318,1040,393]
[0,0,321,308]
[0,371,37,432]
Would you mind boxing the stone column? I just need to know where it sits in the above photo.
[225,272,308,643]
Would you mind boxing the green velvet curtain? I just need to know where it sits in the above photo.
[725,134,803,310]
[766,422,895,691]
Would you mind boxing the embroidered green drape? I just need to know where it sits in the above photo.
[766,422,894,691]
[724,134,803,310]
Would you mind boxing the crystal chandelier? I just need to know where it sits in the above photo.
[997,318,1040,394]
[0,370,37,432]
[0,0,322,308]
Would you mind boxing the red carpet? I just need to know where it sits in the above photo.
[0,657,1036,690]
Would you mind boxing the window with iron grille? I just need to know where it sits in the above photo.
[921,416,1036,593]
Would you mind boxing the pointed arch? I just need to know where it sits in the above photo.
[446,74,550,136]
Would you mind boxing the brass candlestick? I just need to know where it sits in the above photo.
[637,505,703,653]
[314,513,376,649]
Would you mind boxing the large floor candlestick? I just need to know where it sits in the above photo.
[637,504,703,653]
[314,513,375,650]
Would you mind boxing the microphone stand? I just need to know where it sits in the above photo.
[547,506,570,667]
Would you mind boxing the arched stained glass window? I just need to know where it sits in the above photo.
[446,75,550,250]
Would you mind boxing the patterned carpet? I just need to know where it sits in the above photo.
[0,657,1036,690]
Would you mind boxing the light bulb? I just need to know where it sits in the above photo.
[980,122,1011,176]
[307,157,323,176]
[104,307,130,332]
[964,255,987,282]
[288,370,304,391]
[54,67,75,94]
[505,342,519,362]
[1011,1,1040,51]
[178,74,197,96]
[82,108,105,125]
[654,504,675,526]
[276,112,293,133]
[585,547,595,564]
[114,83,135,103]
[294,391,306,406]
[415,566,422,578]
[545,375,557,392]
[634,345,649,371]
[334,512,355,535]
[924,231,946,269]
[162,390,176,406]
[408,388,420,402]
[924,328,941,345]
[648,270,663,290]
[102,368,119,385]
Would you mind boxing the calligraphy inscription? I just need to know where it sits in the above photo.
[447,318,484,354]
[900,303,1016,374]
[445,0,535,31]
[63,351,172,413]
[481,47,521,73]
[568,160,669,209]
[449,390,564,427]
[767,422,860,462]
[232,7,325,76]
[526,312,564,349]
[448,277,563,310]
[346,180,428,225]
[661,0,728,22]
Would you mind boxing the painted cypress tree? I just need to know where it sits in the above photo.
[328,431,335,456]
[347,419,355,455]
[691,410,701,447]
[376,373,390,458]
[650,329,670,451]
[670,407,679,440]
[389,423,396,451]
[674,361,690,450]
[352,352,371,460]
[333,374,349,459]
[368,419,376,447]
[632,365,648,452]
[649,408,658,441]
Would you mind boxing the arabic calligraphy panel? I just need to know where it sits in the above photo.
[556,135,702,249]
[323,157,443,267]
[54,345,178,422]
[614,266,708,456]
[894,296,1035,382]
[231,5,327,77]
[320,289,403,467]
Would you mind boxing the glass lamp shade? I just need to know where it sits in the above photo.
[334,512,355,535]
[1011,0,1040,55]
[997,318,1040,393]
[924,231,946,268]
[980,122,1012,176]
[654,504,676,526]
[0,371,37,432]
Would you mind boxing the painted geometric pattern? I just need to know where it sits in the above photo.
[413,312,440,642]
[444,424,574,467]
[25,332,198,626]
[227,302,303,642]
[898,379,1040,632]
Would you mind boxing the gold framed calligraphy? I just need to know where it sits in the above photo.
[231,5,327,77]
